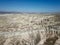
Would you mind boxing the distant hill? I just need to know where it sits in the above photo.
[0,11,23,14]
[0,11,60,15]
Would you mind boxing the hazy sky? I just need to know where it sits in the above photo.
[0,0,60,12]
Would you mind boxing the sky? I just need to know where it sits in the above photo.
[0,0,60,12]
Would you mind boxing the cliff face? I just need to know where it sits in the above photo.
[0,14,60,45]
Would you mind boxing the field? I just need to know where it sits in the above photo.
[0,13,60,45]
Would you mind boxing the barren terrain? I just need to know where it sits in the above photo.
[0,14,60,45]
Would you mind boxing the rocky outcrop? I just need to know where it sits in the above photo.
[54,38,60,45]
[0,14,60,45]
[0,14,54,32]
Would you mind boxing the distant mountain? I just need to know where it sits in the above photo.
[0,11,41,14]
[40,12,60,15]
[0,11,60,14]
[0,11,23,14]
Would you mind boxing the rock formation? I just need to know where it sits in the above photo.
[0,14,60,45]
